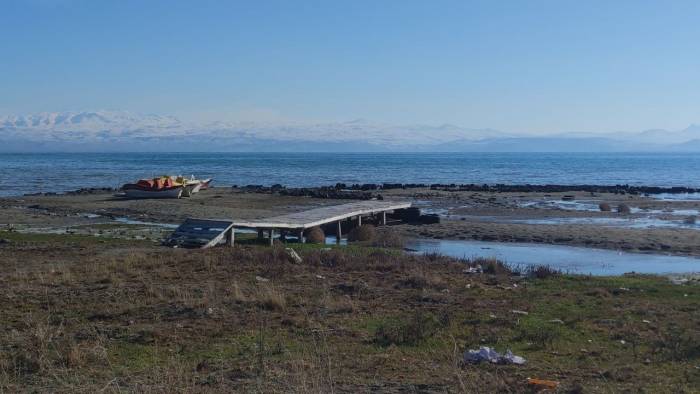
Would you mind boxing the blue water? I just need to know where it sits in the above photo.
[409,238,700,275]
[2,152,700,197]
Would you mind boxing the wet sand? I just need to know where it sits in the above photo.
[2,186,700,256]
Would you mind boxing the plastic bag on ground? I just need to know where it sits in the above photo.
[464,346,526,365]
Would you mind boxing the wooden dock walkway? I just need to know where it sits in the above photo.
[230,200,411,229]
[166,200,411,248]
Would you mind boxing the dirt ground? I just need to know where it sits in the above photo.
[3,187,700,256]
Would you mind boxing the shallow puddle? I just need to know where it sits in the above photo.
[651,192,700,201]
[407,238,700,275]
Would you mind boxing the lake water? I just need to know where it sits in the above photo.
[408,238,700,275]
[2,152,700,197]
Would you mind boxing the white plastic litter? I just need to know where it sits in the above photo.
[464,346,526,365]
[463,264,483,274]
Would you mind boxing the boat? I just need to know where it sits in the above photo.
[199,178,212,190]
[173,175,211,197]
[122,177,185,199]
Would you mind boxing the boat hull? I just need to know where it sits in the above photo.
[123,186,183,199]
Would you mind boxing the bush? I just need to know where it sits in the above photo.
[305,227,325,244]
[371,230,405,248]
[479,258,512,275]
[374,312,441,346]
[599,203,611,212]
[526,264,560,279]
[683,215,697,225]
[617,204,631,214]
[347,224,376,242]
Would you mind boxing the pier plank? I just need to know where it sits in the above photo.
[168,200,411,248]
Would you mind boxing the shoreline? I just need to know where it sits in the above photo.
[15,181,700,200]
[3,186,700,261]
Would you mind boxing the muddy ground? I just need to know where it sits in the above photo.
[2,187,700,256]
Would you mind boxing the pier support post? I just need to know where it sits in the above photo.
[357,215,362,227]
[257,229,264,240]
[381,211,387,225]
[336,221,342,244]
[298,229,305,243]
[268,229,274,246]
[226,227,235,247]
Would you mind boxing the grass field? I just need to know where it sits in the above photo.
[0,231,698,392]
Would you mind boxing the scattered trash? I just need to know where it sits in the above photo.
[642,319,651,324]
[489,313,497,318]
[284,248,303,264]
[620,340,626,345]
[526,378,559,391]
[669,277,689,285]
[464,346,526,365]
[549,319,564,324]
[463,265,483,274]
[511,310,529,315]
[315,274,325,279]
[255,276,270,283]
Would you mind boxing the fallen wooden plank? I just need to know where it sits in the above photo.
[166,218,235,248]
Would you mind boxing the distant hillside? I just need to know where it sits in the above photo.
[1,111,698,152]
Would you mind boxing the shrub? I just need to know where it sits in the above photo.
[371,230,405,248]
[305,227,325,244]
[599,202,611,212]
[347,224,376,242]
[526,264,560,279]
[479,258,512,275]
[617,204,631,214]
[374,312,441,346]
[683,215,697,225]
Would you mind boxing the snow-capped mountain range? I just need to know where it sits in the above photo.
[1,111,699,152]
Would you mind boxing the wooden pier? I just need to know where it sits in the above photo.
[166,200,411,248]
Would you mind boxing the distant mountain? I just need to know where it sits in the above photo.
[0,111,698,152]
[431,137,660,152]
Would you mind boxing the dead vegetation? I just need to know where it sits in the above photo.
[305,226,325,244]
[0,231,698,392]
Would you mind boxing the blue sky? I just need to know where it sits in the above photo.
[1,0,699,133]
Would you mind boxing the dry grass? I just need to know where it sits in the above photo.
[305,226,325,244]
[371,228,405,248]
[347,224,376,242]
[617,203,632,214]
[0,232,698,392]
[256,284,287,311]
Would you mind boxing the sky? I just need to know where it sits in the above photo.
[1,0,699,134]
